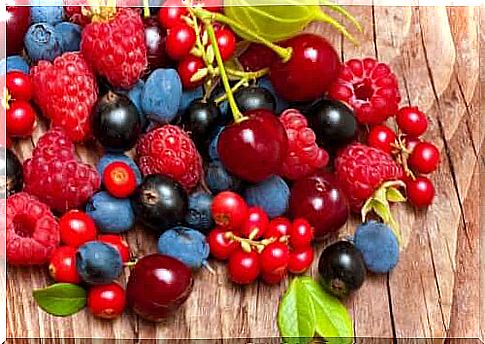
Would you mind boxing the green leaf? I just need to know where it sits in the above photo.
[206,45,215,64]
[386,187,406,203]
[278,278,316,344]
[299,277,353,343]
[33,283,87,317]
[371,200,391,223]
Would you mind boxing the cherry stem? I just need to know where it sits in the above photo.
[142,0,150,18]
[225,67,269,80]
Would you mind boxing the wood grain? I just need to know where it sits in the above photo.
[6,5,483,342]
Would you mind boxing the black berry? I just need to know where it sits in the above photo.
[234,86,276,114]
[1,148,23,198]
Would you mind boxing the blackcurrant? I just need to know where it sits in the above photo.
[1,148,23,198]
[182,99,221,149]
[234,86,276,114]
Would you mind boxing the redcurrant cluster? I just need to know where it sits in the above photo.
[367,106,439,208]
[207,191,315,285]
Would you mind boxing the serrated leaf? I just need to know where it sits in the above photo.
[278,278,316,344]
[206,45,215,64]
[190,68,208,82]
[33,283,86,317]
[386,187,406,203]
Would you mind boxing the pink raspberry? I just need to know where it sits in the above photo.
[278,109,329,180]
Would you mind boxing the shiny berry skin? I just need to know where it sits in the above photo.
[6,6,31,55]
[207,228,238,260]
[262,269,286,285]
[182,99,221,148]
[211,191,249,230]
[213,28,237,61]
[178,55,206,89]
[238,43,277,72]
[260,242,290,274]
[59,210,97,248]
[240,207,269,239]
[270,34,340,102]
[6,101,36,137]
[367,125,397,154]
[158,0,187,29]
[88,283,126,319]
[166,24,196,61]
[403,135,421,153]
[406,176,435,208]
[228,249,260,285]
[49,246,81,284]
[289,218,313,249]
[103,161,137,198]
[288,247,314,274]
[265,217,292,239]
[6,71,33,101]
[98,234,131,262]
[396,106,428,137]
[218,109,288,183]
[144,16,170,71]
[408,142,440,174]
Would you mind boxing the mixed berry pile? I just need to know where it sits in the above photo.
[3,1,440,324]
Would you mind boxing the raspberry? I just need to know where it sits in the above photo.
[6,192,60,265]
[137,125,203,190]
[30,52,98,142]
[23,129,100,213]
[328,58,401,125]
[278,109,329,180]
[335,143,403,212]
[81,8,147,89]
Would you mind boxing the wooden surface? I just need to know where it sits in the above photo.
[6,5,484,342]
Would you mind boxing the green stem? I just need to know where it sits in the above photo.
[142,0,150,18]
[214,78,248,104]
[226,67,269,79]
[192,7,293,62]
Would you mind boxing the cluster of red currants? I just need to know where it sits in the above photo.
[158,0,236,89]
[48,210,130,319]
[207,191,314,285]
[367,106,439,208]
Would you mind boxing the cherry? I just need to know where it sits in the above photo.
[158,0,187,29]
[240,207,269,239]
[88,283,126,319]
[289,172,349,239]
[49,246,81,284]
[217,109,288,183]
[288,247,314,274]
[367,125,397,154]
[6,71,33,101]
[127,254,193,321]
[406,176,435,208]
[289,218,313,249]
[6,7,31,56]
[207,228,238,260]
[396,106,428,137]
[261,269,286,285]
[265,217,292,239]
[260,242,290,275]
[211,191,249,230]
[270,34,341,102]
[178,55,206,89]
[238,43,277,72]
[144,16,170,71]
[6,101,36,138]
[408,142,440,174]
[103,161,137,198]
[59,210,97,248]
[212,27,237,61]
[228,249,260,285]
[98,234,131,262]
[166,24,196,61]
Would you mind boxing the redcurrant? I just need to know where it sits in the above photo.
[211,191,249,230]
[103,161,137,198]
[396,106,428,137]
[288,247,314,274]
[166,24,196,61]
[6,101,36,137]
[406,176,435,208]
[158,0,187,29]
[6,71,33,101]
[59,210,97,247]
[239,207,269,239]
[259,242,290,275]
[265,217,292,239]
[289,218,313,249]
[98,234,131,262]
[403,135,421,153]
[228,249,260,285]
[408,142,440,174]
[212,27,236,61]
[88,282,126,319]
[178,55,206,89]
[207,228,238,260]
[49,246,81,284]
[367,125,397,154]
[261,269,286,285]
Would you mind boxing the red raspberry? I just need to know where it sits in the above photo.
[23,129,100,213]
[81,8,147,89]
[278,109,329,180]
[30,52,98,142]
[137,125,203,190]
[335,143,403,212]
[6,192,60,265]
[329,58,401,125]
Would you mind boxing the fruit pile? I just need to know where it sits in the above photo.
[2,0,440,328]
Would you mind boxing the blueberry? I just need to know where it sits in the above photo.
[178,86,204,115]
[76,241,123,285]
[31,4,64,25]
[258,77,289,114]
[142,68,182,123]
[0,56,30,75]
[208,126,224,161]
[55,22,81,52]
[354,221,399,274]
[117,80,148,130]
[157,227,209,269]
[185,192,214,233]
[97,154,142,186]
[86,191,135,233]
[244,176,290,218]
[205,160,243,194]
[24,23,63,62]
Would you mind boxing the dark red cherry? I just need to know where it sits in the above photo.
[217,109,288,183]
[6,7,31,56]
[270,34,341,102]
[144,16,171,71]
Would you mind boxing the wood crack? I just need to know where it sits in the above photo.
[371,2,379,60]
[420,273,434,336]
[454,74,479,159]
[386,275,398,343]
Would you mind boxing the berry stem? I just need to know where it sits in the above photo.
[142,0,150,18]
[214,78,248,104]
[2,88,11,110]
[225,67,269,80]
